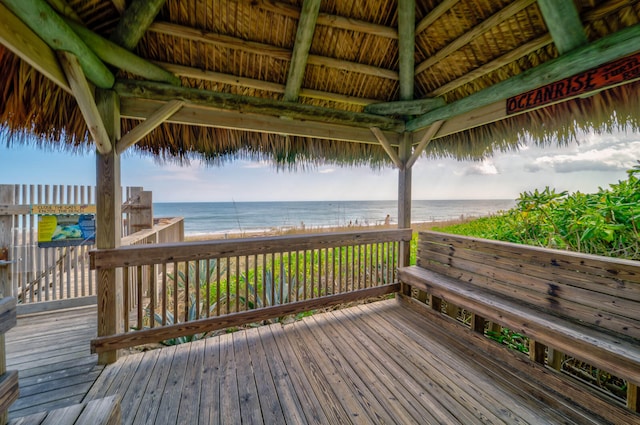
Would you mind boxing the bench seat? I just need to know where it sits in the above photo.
[399,231,640,412]
[399,265,640,386]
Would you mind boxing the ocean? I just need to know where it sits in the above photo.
[153,199,516,237]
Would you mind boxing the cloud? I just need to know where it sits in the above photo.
[529,141,639,173]
[462,161,499,176]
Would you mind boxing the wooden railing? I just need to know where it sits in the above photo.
[89,229,412,355]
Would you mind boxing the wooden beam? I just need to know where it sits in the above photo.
[251,0,398,39]
[283,0,321,102]
[115,79,404,131]
[416,0,459,34]
[429,34,553,97]
[365,97,446,115]
[95,89,122,364]
[398,0,415,101]
[406,24,640,132]
[415,0,536,75]
[406,120,443,168]
[117,100,183,154]
[64,19,181,86]
[120,98,400,145]
[148,22,399,80]
[110,0,166,50]
[537,0,587,54]
[371,128,402,168]
[2,0,114,88]
[58,51,112,154]
[0,3,71,93]
[397,132,412,271]
[155,62,378,106]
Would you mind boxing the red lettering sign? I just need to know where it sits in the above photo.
[506,51,640,115]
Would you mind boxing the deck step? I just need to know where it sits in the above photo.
[8,395,120,425]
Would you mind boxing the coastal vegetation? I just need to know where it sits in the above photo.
[431,163,640,260]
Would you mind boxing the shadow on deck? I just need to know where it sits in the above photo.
[6,299,637,424]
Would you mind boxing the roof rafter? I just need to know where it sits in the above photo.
[2,0,114,88]
[365,97,446,115]
[251,0,398,39]
[415,0,536,76]
[120,98,400,145]
[407,23,640,132]
[398,0,415,101]
[0,3,71,93]
[110,0,166,50]
[148,22,399,80]
[537,0,587,54]
[283,0,321,102]
[157,62,378,106]
[115,79,404,131]
[416,0,459,34]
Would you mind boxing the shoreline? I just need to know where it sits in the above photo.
[184,216,478,242]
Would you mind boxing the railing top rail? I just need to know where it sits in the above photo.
[91,228,413,269]
[121,216,184,246]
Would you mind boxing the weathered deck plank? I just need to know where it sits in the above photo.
[7,299,638,424]
[5,306,101,420]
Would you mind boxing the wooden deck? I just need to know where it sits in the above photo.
[5,306,101,419]
[5,299,636,424]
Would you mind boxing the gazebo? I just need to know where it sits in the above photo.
[1,0,640,423]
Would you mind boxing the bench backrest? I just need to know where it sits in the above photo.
[417,231,640,340]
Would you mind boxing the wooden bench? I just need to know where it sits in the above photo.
[1,297,19,425]
[8,395,121,425]
[398,231,640,412]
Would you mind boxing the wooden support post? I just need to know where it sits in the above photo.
[398,132,412,295]
[128,189,153,233]
[95,89,123,365]
[529,339,546,364]
[445,302,458,320]
[0,185,14,299]
[628,383,639,412]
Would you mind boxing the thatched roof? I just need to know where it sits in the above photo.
[1,0,639,168]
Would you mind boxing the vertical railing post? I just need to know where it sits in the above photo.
[96,89,123,365]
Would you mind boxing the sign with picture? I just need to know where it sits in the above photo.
[37,214,96,247]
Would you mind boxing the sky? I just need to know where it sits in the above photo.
[1,129,638,202]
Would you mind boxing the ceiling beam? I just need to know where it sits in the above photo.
[110,0,166,50]
[148,22,399,80]
[0,3,71,93]
[397,0,415,101]
[155,62,379,106]
[57,51,112,154]
[537,0,587,54]
[416,0,459,34]
[429,34,553,97]
[406,120,443,168]
[371,128,403,168]
[2,0,114,89]
[250,0,398,39]
[283,0,321,102]
[64,19,180,86]
[117,100,184,154]
[365,97,446,116]
[415,0,536,76]
[120,98,400,145]
[406,23,640,132]
[115,79,404,131]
